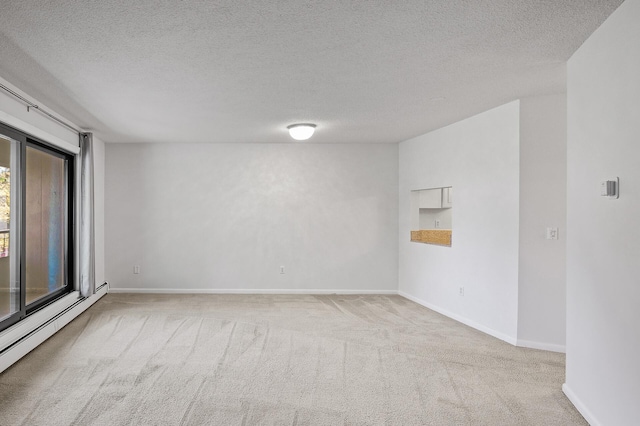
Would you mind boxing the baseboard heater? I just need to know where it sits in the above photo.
[0,282,108,374]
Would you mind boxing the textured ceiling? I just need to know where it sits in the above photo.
[0,1,624,143]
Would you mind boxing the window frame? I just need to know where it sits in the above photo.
[0,122,75,331]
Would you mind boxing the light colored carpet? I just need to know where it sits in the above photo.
[0,294,586,425]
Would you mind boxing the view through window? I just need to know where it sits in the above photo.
[0,135,16,321]
[25,146,68,305]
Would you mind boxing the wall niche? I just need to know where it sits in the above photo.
[410,187,452,246]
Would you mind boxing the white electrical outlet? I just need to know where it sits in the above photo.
[600,177,619,198]
[435,220,440,228]
[133,265,141,274]
[546,228,559,240]
[280,266,285,274]
[459,286,464,296]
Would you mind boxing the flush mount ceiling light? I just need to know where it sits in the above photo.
[287,123,316,141]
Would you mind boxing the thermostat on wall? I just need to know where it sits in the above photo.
[600,177,619,199]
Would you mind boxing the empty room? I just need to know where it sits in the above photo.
[0,1,638,425]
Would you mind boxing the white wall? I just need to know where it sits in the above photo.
[565,0,640,424]
[517,94,567,351]
[399,101,521,343]
[419,208,452,230]
[105,143,398,293]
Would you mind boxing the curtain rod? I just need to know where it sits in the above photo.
[0,82,82,135]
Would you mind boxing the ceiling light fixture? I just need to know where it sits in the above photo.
[287,123,316,141]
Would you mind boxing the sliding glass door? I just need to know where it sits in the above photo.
[0,123,74,331]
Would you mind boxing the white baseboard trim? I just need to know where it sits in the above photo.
[108,287,398,295]
[562,383,600,426]
[398,291,518,346]
[0,284,108,374]
[517,339,565,353]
